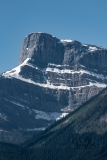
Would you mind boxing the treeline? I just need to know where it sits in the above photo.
[0,131,107,160]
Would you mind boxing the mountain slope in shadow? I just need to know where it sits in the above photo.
[1,87,107,160]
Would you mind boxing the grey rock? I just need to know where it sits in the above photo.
[0,32,107,136]
[19,33,64,68]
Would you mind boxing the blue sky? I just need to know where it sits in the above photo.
[0,0,107,74]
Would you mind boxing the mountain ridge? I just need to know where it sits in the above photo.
[0,32,107,143]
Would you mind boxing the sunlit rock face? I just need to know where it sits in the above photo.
[0,32,107,131]
[19,33,64,68]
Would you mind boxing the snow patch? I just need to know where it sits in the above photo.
[56,113,69,120]
[3,69,107,90]
[2,58,30,77]
[89,82,106,88]
[32,109,68,121]
[10,101,25,108]
[88,46,98,52]
[3,98,69,120]
[2,58,107,90]
[37,32,44,34]
[80,65,86,68]
[27,127,45,131]
[46,67,107,79]
[82,44,88,46]
[4,99,25,109]
[48,63,69,67]
[60,39,74,43]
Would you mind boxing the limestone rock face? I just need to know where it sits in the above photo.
[0,32,107,132]
[20,33,107,74]
[19,33,64,68]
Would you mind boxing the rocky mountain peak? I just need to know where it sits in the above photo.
[1,32,107,135]
[19,32,107,74]
[19,32,64,68]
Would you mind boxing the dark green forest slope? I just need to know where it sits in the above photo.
[1,88,107,160]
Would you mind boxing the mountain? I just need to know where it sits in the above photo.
[23,87,107,160]
[0,32,107,142]
[0,87,107,160]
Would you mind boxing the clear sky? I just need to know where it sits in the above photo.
[0,0,107,74]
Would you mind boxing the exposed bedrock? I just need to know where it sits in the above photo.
[0,32,107,131]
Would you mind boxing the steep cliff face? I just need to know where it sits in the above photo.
[0,32,107,132]
[20,33,107,75]
[19,32,107,109]
[19,33,64,68]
